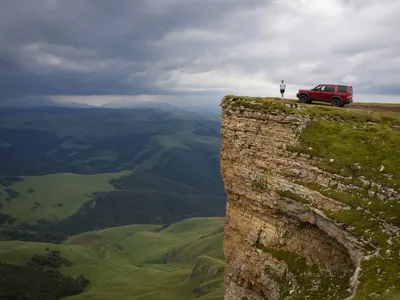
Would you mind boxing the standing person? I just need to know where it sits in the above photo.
[280,80,286,99]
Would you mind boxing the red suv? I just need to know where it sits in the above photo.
[296,84,353,107]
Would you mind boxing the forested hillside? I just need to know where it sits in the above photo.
[0,106,225,238]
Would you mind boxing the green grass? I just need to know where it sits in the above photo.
[293,120,400,189]
[276,189,310,204]
[65,224,160,246]
[298,181,400,228]
[257,243,351,299]
[222,95,400,124]
[0,171,130,224]
[381,293,400,300]
[0,217,226,300]
[251,180,268,191]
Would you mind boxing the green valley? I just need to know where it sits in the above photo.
[0,217,225,300]
[0,106,227,299]
[0,107,225,236]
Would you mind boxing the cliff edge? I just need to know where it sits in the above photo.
[220,96,400,300]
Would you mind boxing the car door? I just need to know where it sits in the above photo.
[309,84,322,101]
[314,85,326,101]
[322,85,335,102]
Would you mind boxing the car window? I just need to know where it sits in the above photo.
[320,85,326,91]
[325,85,335,92]
[337,85,347,93]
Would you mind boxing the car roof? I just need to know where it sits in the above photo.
[319,83,351,86]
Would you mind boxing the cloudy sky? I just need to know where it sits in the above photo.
[1,0,399,107]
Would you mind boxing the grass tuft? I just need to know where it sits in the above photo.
[251,180,268,190]
[276,190,310,204]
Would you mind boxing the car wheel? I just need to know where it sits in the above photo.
[331,98,342,107]
[299,95,308,103]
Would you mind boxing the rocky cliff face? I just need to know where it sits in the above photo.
[220,96,400,300]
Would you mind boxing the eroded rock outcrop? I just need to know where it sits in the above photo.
[220,96,400,300]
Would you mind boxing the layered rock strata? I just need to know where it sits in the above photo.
[220,96,399,300]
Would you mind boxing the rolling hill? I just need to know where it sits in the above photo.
[0,217,225,300]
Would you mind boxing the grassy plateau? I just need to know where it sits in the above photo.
[0,171,130,225]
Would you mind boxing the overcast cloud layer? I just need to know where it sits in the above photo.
[1,0,399,106]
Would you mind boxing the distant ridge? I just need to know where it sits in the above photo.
[0,97,94,108]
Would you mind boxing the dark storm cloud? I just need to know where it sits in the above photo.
[0,0,399,104]
[0,0,269,98]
